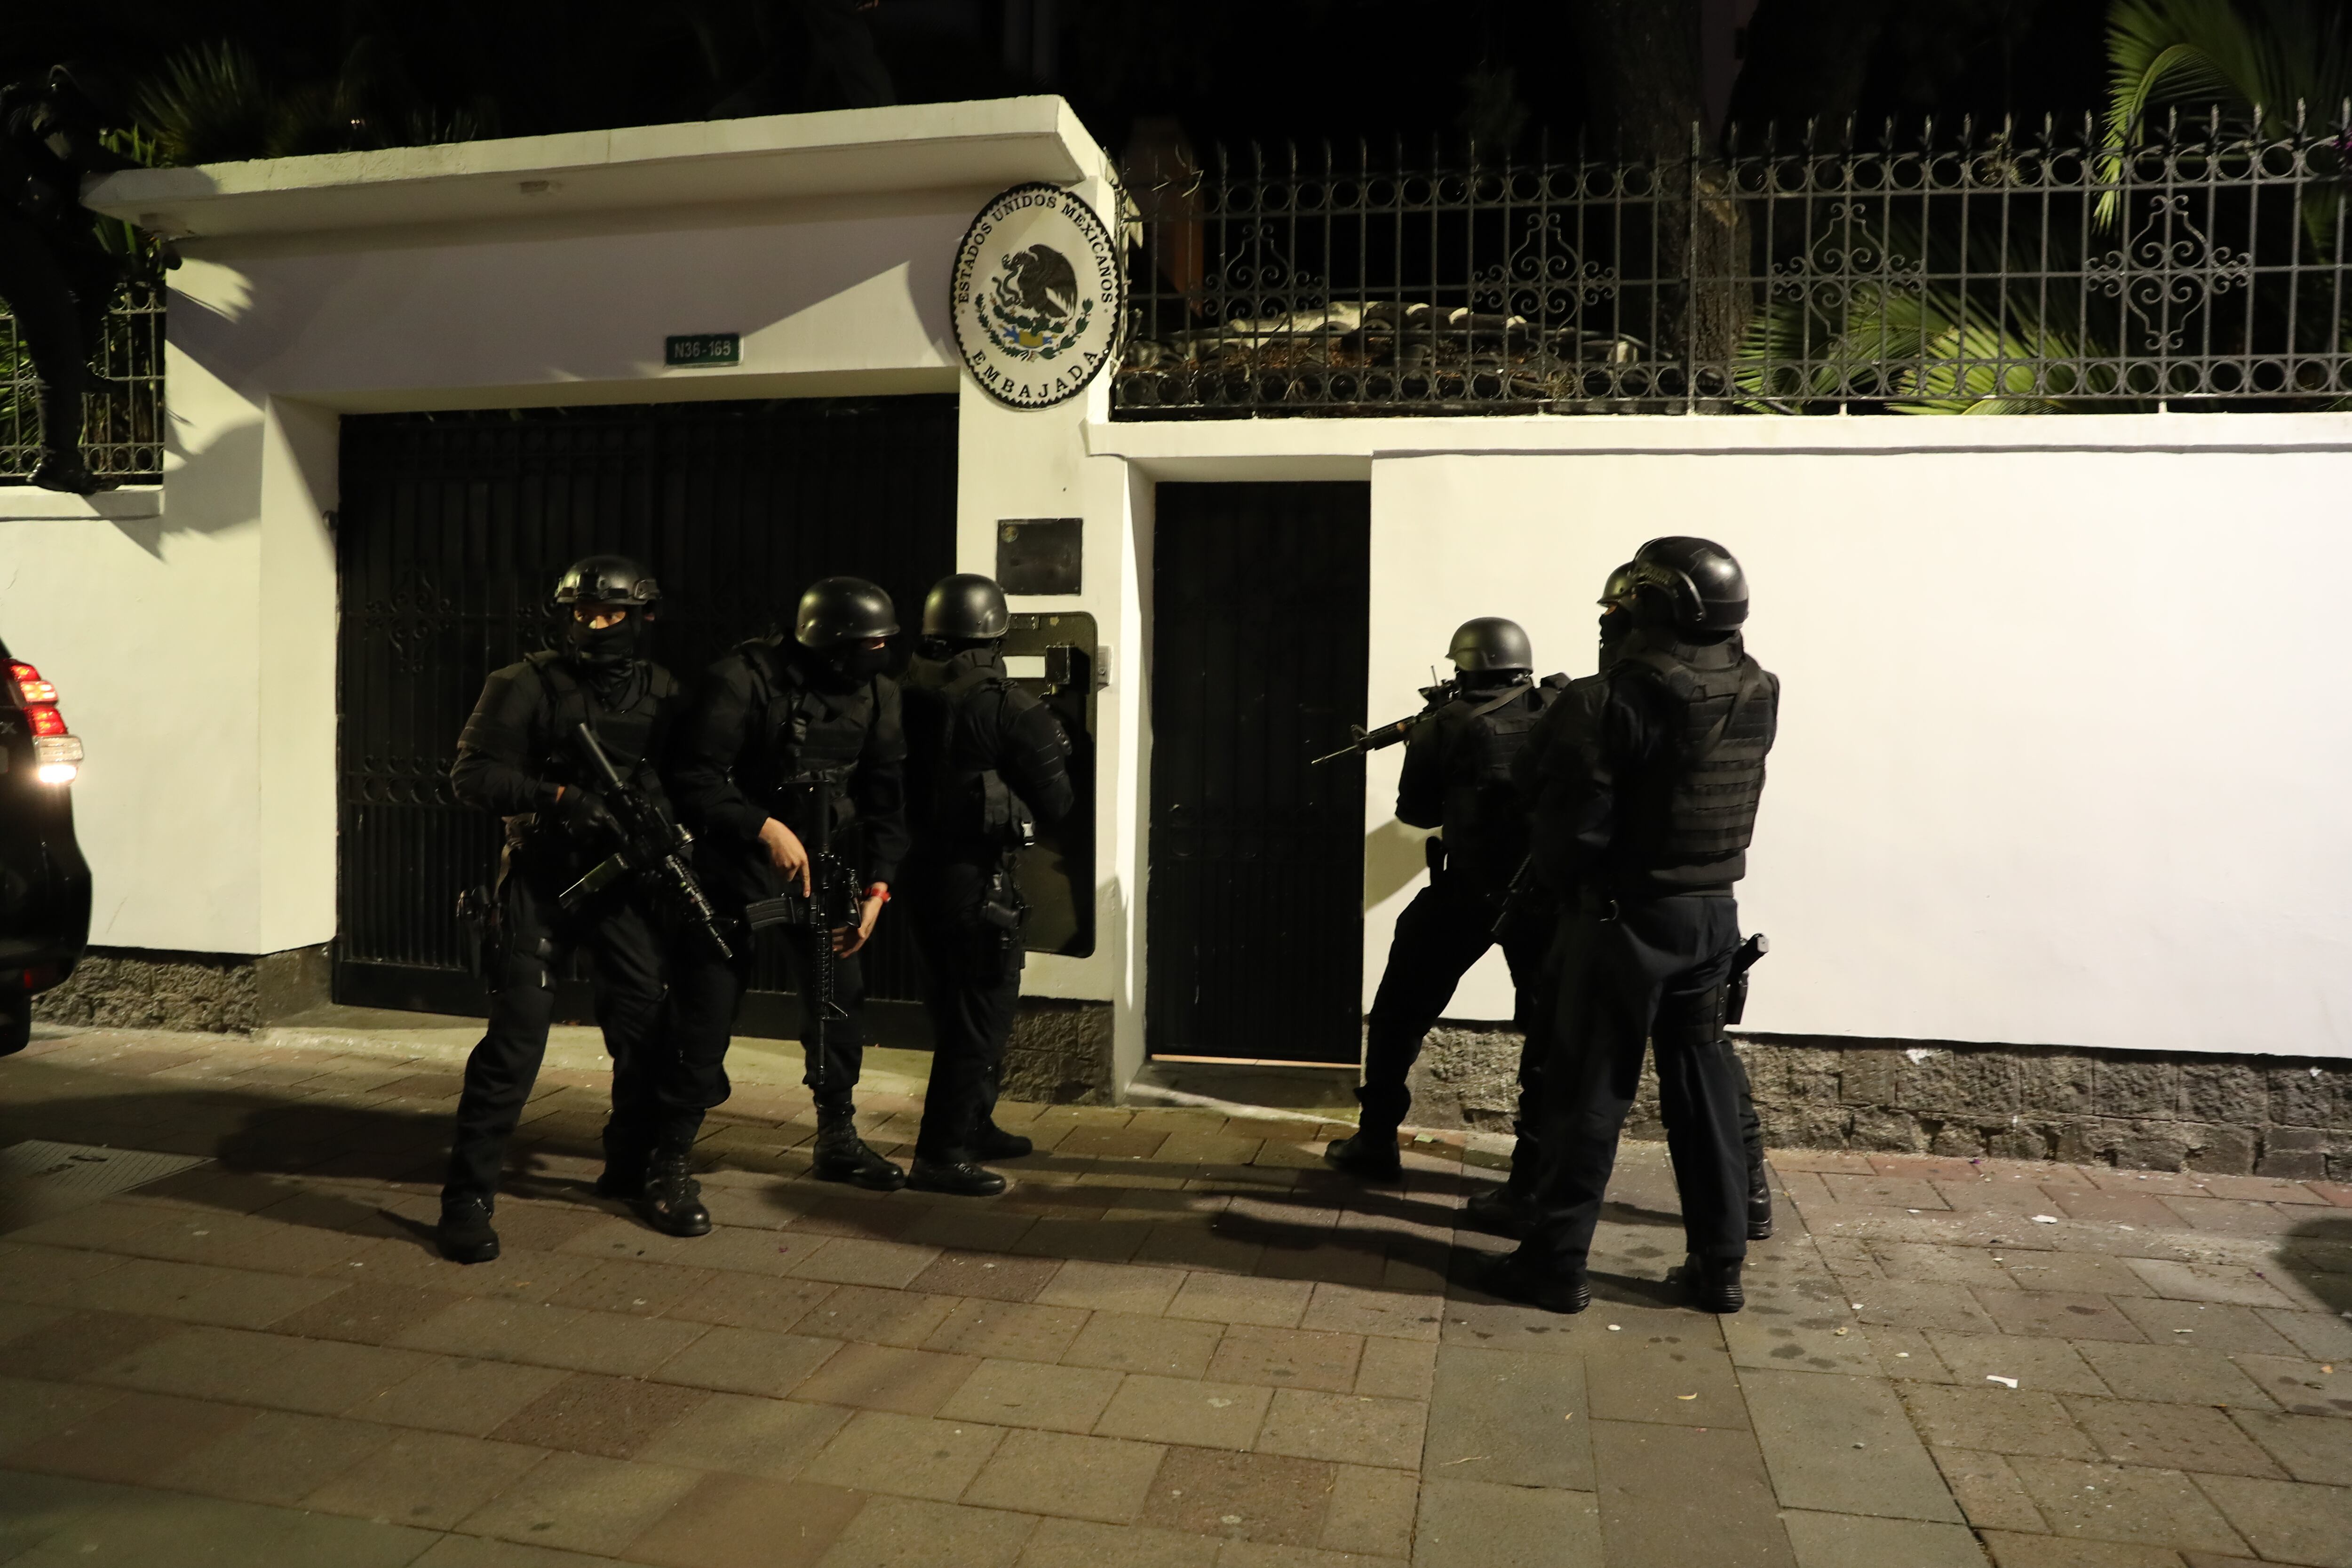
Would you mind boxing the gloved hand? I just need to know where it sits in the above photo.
[552,787,618,844]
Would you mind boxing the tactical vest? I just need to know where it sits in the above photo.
[1612,634,1776,880]
[524,651,674,787]
[1438,674,1568,879]
[906,655,1034,849]
[736,639,879,832]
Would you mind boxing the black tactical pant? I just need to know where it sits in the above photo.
[445,856,668,1203]
[1361,873,1552,1146]
[0,212,119,466]
[907,858,1021,1161]
[1518,893,1750,1275]
[666,848,869,1113]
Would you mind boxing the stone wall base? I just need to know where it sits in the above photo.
[31,946,1117,1105]
[32,946,331,1035]
[1003,999,1115,1106]
[1404,1025,2352,1179]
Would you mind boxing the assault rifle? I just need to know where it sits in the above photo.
[741,769,861,1096]
[558,724,733,961]
[1309,675,1458,766]
[1725,933,1769,1026]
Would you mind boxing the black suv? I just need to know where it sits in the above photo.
[0,634,90,1055]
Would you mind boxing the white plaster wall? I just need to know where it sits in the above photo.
[1367,445,2352,1059]
[0,342,340,953]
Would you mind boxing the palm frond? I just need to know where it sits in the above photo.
[2097,0,2352,231]
[136,40,278,165]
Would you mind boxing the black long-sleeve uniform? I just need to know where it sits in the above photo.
[444,651,681,1202]
[900,645,1073,1161]
[1359,676,1562,1150]
[1511,631,1778,1279]
[663,637,910,1106]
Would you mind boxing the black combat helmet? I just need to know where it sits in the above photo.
[1447,617,1533,674]
[1624,537,1748,633]
[553,554,661,609]
[922,573,1011,641]
[795,576,899,649]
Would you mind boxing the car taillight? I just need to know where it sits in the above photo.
[8,661,56,706]
[8,662,80,782]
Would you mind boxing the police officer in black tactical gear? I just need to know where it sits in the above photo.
[440,556,705,1264]
[1481,538,1779,1316]
[900,574,1075,1197]
[0,67,139,494]
[1473,569,1778,1246]
[665,575,912,1190]
[1325,618,1567,1194]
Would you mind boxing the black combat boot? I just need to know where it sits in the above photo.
[30,453,101,496]
[810,1107,907,1191]
[1675,1253,1745,1313]
[437,1194,501,1264]
[971,1121,1033,1160]
[636,1146,712,1236]
[1323,1127,1403,1182]
[1465,1177,1537,1238]
[1747,1160,1773,1241]
[908,1155,1008,1197]
[1476,1250,1592,1314]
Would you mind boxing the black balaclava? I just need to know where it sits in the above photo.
[566,606,641,679]
[1597,603,1634,664]
[814,640,892,689]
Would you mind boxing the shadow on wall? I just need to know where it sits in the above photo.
[1364,818,1431,912]
[104,411,267,561]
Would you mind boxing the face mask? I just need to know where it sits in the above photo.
[823,644,893,685]
[1597,605,1631,661]
[568,614,638,668]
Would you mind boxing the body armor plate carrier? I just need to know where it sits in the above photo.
[739,639,876,830]
[1613,635,1777,882]
[523,652,670,785]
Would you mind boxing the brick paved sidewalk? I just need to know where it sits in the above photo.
[0,1024,2345,1568]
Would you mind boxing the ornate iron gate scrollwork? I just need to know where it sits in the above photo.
[334,398,958,1035]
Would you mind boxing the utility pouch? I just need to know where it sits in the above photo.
[1425,836,1447,875]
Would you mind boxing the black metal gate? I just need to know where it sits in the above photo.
[334,397,957,1036]
[1146,482,1369,1064]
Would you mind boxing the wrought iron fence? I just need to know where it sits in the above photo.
[0,279,167,482]
[1115,109,2352,417]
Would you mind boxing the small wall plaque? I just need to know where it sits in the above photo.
[665,333,740,367]
[998,517,1083,594]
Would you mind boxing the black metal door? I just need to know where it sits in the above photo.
[1146,482,1368,1063]
[335,397,957,1036]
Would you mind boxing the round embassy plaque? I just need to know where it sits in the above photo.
[952,183,1123,409]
